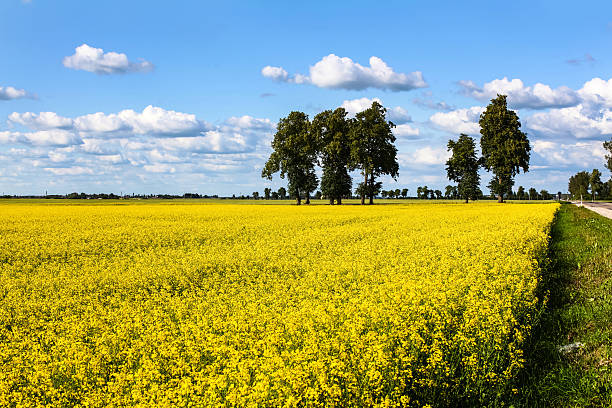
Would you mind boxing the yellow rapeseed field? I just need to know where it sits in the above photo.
[0,201,558,407]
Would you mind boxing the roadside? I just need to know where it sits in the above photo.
[571,201,612,220]
[512,203,612,407]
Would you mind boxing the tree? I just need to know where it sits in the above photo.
[446,133,481,203]
[517,186,525,200]
[252,191,259,200]
[604,138,612,173]
[417,186,430,199]
[444,185,457,199]
[264,188,271,200]
[278,187,287,200]
[589,169,604,201]
[349,102,399,205]
[479,95,530,203]
[271,191,279,200]
[568,171,590,200]
[540,190,551,200]
[401,188,408,198]
[312,108,352,205]
[434,190,442,199]
[262,112,318,205]
[381,190,388,198]
[528,187,538,200]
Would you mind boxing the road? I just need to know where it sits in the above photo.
[572,201,612,220]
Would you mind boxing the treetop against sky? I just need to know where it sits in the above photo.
[0,0,611,195]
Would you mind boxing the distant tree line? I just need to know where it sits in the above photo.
[262,101,399,205]
[565,138,612,201]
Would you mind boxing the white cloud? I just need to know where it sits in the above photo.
[62,44,154,74]
[526,104,612,139]
[411,146,450,165]
[394,123,420,138]
[263,54,427,91]
[340,97,382,116]
[578,77,612,108]
[533,139,607,167]
[44,166,94,176]
[429,106,484,135]
[12,106,210,137]
[339,97,411,123]
[23,130,83,147]
[0,129,82,147]
[9,111,73,129]
[143,164,176,173]
[261,66,289,82]
[458,77,579,109]
[0,86,30,100]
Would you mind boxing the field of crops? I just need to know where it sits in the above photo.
[0,201,558,407]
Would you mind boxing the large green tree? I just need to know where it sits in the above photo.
[349,102,399,205]
[568,171,590,200]
[604,138,612,173]
[446,133,481,203]
[311,108,352,205]
[589,169,604,201]
[479,95,531,203]
[262,111,318,205]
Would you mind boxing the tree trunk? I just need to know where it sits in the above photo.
[296,188,301,205]
[497,176,504,203]
[305,192,310,205]
[465,198,469,203]
[361,173,367,205]
[329,198,334,205]
[369,174,374,205]
[337,197,342,205]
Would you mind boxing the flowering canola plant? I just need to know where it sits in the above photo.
[0,201,558,407]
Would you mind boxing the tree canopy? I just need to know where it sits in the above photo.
[349,101,399,205]
[312,108,352,205]
[479,94,530,203]
[261,111,318,205]
[446,133,481,203]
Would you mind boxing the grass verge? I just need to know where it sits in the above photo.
[513,203,612,407]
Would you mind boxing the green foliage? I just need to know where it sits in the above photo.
[349,101,399,204]
[568,171,590,199]
[589,168,604,200]
[604,138,612,173]
[262,111,318,205]
[446,133,481,203]
[479,94,530,202]
[312,108,352,204]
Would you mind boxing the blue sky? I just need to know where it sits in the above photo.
[1,0,611,196]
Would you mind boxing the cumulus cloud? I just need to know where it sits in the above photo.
[429,106,484,135]
[458,77,579,109]
[578,77,612,108]
[8,111,73,129]
[532,140,607,167]
[0,86,31,101]
[44,166,94,176]
[10,106,210,137]
[339,97,411,123]
[394,124,420,138]
[412,146,450,165]
[526,104,612,139]
[63,44,154,74]
[262,54,427,91]
[0,129,82,147]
